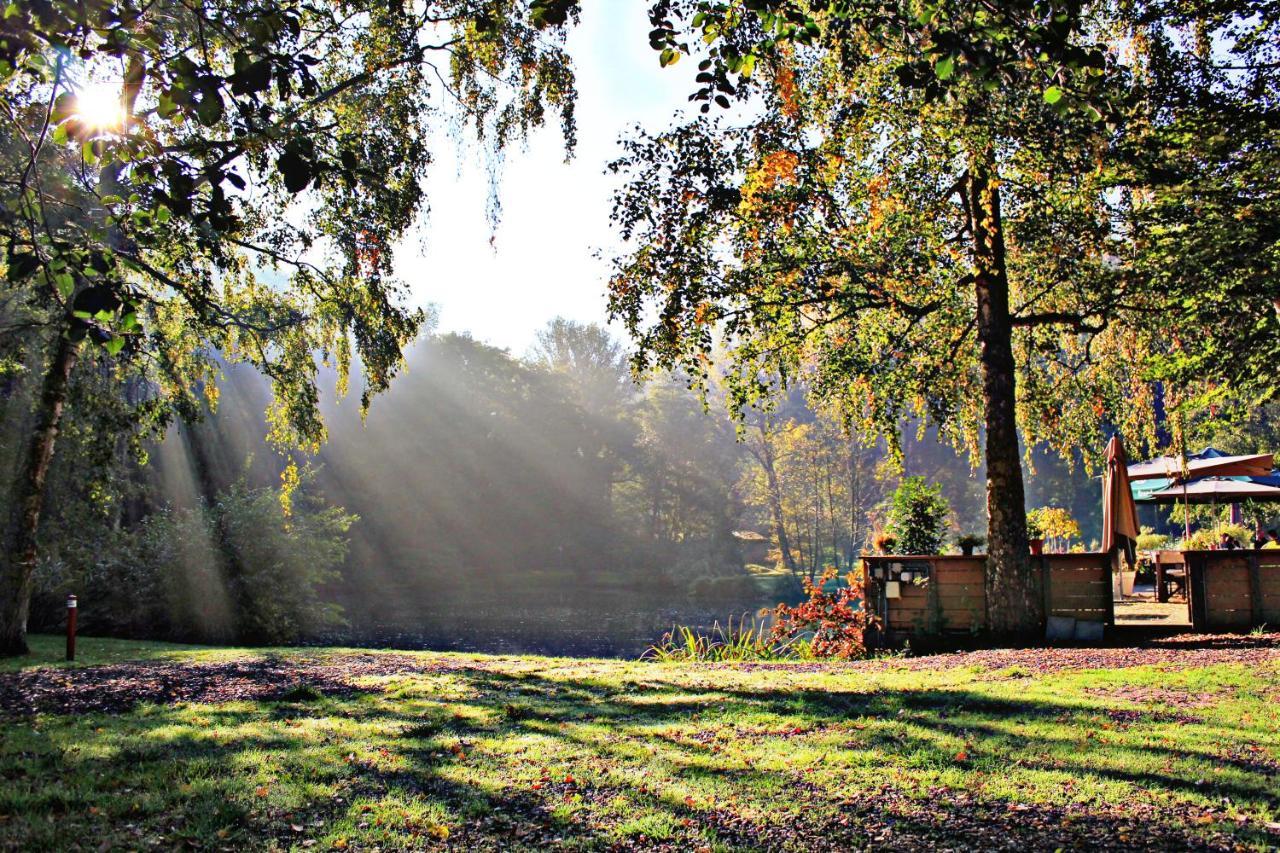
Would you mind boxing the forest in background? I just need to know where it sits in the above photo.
[1,315,1204,655]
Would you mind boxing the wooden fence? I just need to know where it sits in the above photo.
[861,553,1113,645]
[1186,550,1280,630]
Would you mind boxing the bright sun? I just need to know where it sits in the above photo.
[72,81,127,131]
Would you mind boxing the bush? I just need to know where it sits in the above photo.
[1182,523,1250,551]
[1026,507,1079,551]
[1136,526,1170,552]
[768,567,877,659]
[885,477,950,555]
[34,477,354,644]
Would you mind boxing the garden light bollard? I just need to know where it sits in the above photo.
[66,594,77,661]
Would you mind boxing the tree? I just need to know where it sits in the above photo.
[738,410,886,581]
[0,0,578,653]
[612,1,1146,634]
[885,476,951,556]
[1120,1,1280,407]
[1026,506,1080,553]
[529,318,633,415]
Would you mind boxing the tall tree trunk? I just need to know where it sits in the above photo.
[825,457,839,572]
[966,150,1039,636]
[810,453,821,580]
[751,423,799,577]
[848,438,861,564]
[0,333,79,655]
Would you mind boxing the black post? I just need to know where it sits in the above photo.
[65,594,77,661]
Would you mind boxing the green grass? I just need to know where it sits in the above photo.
[0,633,227,672]
[1,636,1278,850]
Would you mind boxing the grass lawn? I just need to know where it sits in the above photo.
[1,634,1278,850]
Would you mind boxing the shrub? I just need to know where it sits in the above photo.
[34,476,354,644]
[1136,526,1170,552]
[1182,523,1251,551]
[1026,506,1079,551]
[1026,510,1045,539]
[885,477,950,555]
[768,567,877,659]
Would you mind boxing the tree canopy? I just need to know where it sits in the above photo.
[609,0,1279,632]
[0,0,579,652]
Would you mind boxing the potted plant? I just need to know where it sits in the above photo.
[874,533,897,555]
[956,534,985,556]
[1026,510,1046,555]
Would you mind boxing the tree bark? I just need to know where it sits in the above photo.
[750,422,800,578]
[0,333,79,655]
[965,150,1040,636]
[848,437,861,564]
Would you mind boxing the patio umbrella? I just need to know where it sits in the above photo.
[1140,478,1280,502]
[1127,448,1277,540]
[1126,449,1274,481]
[1102,435,1141,568]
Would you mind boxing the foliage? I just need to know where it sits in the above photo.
[738,407,888,579]
[1026,507,1080,551]
[642,614,799,662]
[768,567,875,659]
[873,533,897,554]
[33,476,353,644]
[885,477,951,556]
[2,0,579,435]
[1026,510,1046,539]
[1136,527,1171,553]
[1181,524,1251,552]
[956,534,985,552]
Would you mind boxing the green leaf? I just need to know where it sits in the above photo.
[659,48,679,68]
[73,286,121,316]
[7,252,38,280]
[277,149,312,194]
[1043,86,1063,105]
[102,336,126,356]
[935,55,955,80]
[54,272,75,298]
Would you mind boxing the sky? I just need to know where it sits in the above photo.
[394,4,701,355]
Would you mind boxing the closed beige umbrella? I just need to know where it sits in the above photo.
[1102,435,1140,567]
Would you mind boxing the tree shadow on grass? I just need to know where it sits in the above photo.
[1,661,1277,850]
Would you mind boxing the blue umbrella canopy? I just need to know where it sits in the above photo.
[1140,477,1280,503]
[1129,447,1278,502]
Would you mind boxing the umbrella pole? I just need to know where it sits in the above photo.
[1183,484,1191,543]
